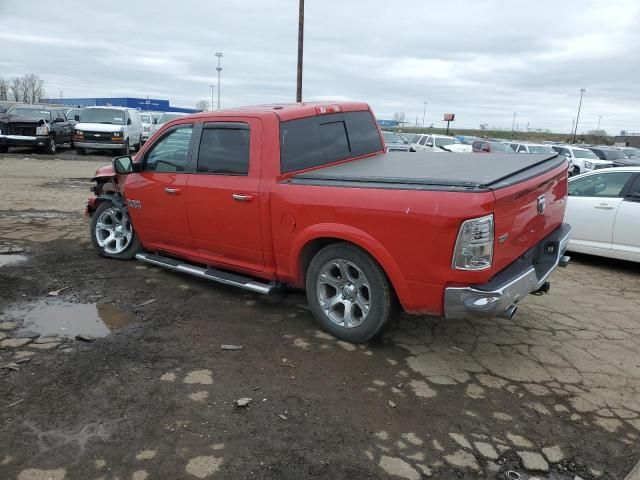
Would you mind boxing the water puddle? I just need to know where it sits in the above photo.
[0,254,27,267]
[4,299,135,338]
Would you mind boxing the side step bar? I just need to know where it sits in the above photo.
[135,253,278,295]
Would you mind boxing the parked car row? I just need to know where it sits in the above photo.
[0,103,191,155]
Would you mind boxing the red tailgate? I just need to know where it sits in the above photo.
[491,163,568,273]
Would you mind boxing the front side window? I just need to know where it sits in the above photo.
[518,145,527,153]
[418,136,428,145]
[568,172,634,198]
[144,126,193,173]
[197,125,250,175]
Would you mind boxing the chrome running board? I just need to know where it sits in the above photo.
[135,253,277,295]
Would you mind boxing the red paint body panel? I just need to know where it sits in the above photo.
[88,102,568,317]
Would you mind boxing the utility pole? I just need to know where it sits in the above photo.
[210,85,215,112]
[572,88,586,143]
[596,115,602,143]
[422,102,427,133]
[215,52,223,110]
[511,112,517,138]
[296,0,304,102]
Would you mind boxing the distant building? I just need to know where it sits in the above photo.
[40,97,198,113]
[377,119,399,128]
[614,133,640,147]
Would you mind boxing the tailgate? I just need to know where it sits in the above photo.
[491,162,568,273]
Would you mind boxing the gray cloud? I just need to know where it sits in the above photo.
[0,0,638,134]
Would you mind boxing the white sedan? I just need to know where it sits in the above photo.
[565,167,640,262]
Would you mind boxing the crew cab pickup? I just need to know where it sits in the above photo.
[86,102,570,342]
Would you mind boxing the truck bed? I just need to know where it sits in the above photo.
[290,152,565,191]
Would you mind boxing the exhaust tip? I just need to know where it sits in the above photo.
[501,304,518,320]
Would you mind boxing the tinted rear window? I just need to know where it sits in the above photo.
[197,124,250,175]
[280,111,382,173]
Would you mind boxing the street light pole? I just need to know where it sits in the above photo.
[572,88,586,143]
[596,115,602,143]
[210,85,215,112]
[511,112,517,138]
[215,52,223,110]
[422,102,427,133]
[296,0,304,102]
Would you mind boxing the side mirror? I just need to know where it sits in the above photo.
[74,115,80,121]
[127,118,132,125]
[113,156,134,174]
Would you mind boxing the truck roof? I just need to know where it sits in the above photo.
[185,101,372,122]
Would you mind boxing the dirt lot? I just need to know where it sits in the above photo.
[1,151,639,480]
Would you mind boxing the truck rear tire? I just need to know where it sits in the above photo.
[90,200,141,260]
[306,243,394,343]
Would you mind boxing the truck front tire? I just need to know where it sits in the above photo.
[90,200,141,260]
[306,243,394,343]
[43,135,56,155]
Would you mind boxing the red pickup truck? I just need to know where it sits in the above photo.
[87,102,570,342]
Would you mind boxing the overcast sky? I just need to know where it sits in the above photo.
[1,1,638,133]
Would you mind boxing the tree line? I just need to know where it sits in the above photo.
[0,74,45,104]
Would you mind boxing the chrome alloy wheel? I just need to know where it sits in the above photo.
[95,207,133,254]
[316,259,371,328]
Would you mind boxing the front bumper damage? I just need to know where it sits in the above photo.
[0,134,50,149]
[444,223,571,320]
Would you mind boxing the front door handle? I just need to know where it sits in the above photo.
[594,203,613,210]
[232,193,253,202]
[164,187,181,195]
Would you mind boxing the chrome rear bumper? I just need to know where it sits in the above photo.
[444,223,571,320]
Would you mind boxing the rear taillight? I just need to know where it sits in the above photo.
[452,214,494,270]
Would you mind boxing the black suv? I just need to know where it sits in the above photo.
[0,105,73,154]
[588,147,640,167]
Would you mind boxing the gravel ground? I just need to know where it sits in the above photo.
[0,151,639,480]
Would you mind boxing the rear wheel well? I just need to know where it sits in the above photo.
[299,237,398,301]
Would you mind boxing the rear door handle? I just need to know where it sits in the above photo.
[232,193,253,202]
[164,187,181,195]
[594,203,614,210]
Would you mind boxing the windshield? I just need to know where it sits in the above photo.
[9,107,51,120]
[573,149,598,159]
[622,148,640,157]
[140,114,151,123]
[402,133,420,143]
[527,145,555,154]
[67,109,80,119]
[158,113,185,124]
[600,149,628,160]
[435,138,457,147]
[382,132,405,144]
[490,142,515,152]
[80,109,126,125]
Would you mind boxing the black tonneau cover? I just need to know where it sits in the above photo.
[289,152,565,191]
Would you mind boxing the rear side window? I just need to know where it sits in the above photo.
[197,124,250,175]
[280,111,382,173]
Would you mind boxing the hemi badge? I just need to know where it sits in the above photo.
[498,233,509,244]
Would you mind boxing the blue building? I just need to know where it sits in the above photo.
[40,97,199,113]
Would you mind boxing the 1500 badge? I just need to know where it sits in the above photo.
[126,199,142,209]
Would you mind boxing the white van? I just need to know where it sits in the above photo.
[73,107,143,155]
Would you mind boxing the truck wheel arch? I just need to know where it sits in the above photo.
[292,225,413,310]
